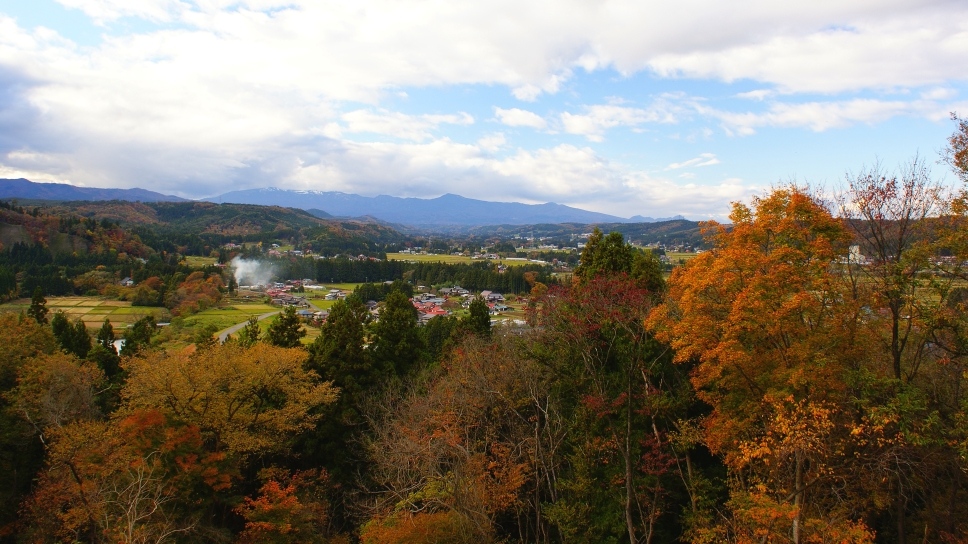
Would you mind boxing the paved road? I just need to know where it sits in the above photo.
[217,311,280,343]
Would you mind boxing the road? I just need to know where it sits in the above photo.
[217,311,280,343]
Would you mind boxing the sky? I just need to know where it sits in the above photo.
[0,0,966,220]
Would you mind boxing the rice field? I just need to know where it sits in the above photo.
[0,296,162,330]
[386,252,551,267]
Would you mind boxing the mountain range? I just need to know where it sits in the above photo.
[0,178,187,203]
[0,179,685,228]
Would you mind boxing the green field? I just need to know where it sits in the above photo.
[0,296,162,329]
[667,251,700,263]
[182,303,278,332]
[386,253,550,267]
[182,255,219,267]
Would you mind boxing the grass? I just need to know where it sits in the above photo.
[182,303,278,333]
[666,251,700,263]
[386,253,550,267]
[182,255,219,268]
[0,296,161,329]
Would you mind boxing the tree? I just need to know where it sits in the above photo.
[362,336,540,543]
[945,112,968,183]
[649,186,869,542]
[27,286,48,324]
[121,315,155,357]
[20,411,231,543]
[836,160,968,541]
[0,313,59,530]
[237,315,262,348]
[307,297,371,407]
[537,275,685,544]
[192,323,219,351]
[9,352,104,443]
[838,158,948,382]
[95,318,116,352]
[90,318,121,381]
[370,290,424,378]
[573,228,634,283]
[631,249,665,295]
[122,342,337,457]
[235,469,334,544]
[266,306,305,348]
[457,295,491,339]
[51,312,92,360]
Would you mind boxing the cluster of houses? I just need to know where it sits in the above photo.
[409,287,511,325]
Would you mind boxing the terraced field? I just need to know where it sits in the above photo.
[0,296,161,329]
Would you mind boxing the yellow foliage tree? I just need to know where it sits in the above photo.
[122,342,338,457]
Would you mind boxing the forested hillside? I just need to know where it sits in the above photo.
[0,122,967,543]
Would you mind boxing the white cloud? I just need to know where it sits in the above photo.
[1,2,966,218]
[341,109,473,141]
[705,99,934,135]
[667,153,720,170]
[477,133,506,152]
[494,107,547,130]
[55,0,188,24]
[560,101,682,141]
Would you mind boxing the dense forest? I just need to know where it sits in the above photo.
[0,120,967,543]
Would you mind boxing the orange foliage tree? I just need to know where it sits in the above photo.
[650,186,873,542]
[165,271,225,316]
[361,336,536,543]
[19,410,231,543]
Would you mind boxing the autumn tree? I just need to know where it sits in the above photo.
[9,352,104,443]
[650,186,872,542]
[838,158,948,383]
[836,159,968,542]
[536,273,685,544]
[945,113,968,183]
[123,341,335,459]
[362,336,542,543]
[0,313,59,531]
[235,468,335,544]
[20,410,231,543]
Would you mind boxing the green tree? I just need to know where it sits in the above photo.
[51,312,92,360]
[631,248,665,295]
[193,323,219,351]
[456,295,491,339]
[421,315,458,363]
[304,296,372,483]
[95,318,116,352]
[27,286,48,325]
[266,306,305,348]
[574,228,635,283]
[237,315,262,348]
[370,290,423,378]
[90,318,121,381]
[120,315,156,357]
[307,297,371,399]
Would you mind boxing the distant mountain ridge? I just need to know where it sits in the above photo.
[208,187,638,227]
[0,178,187,202]
[0,179,687,228]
